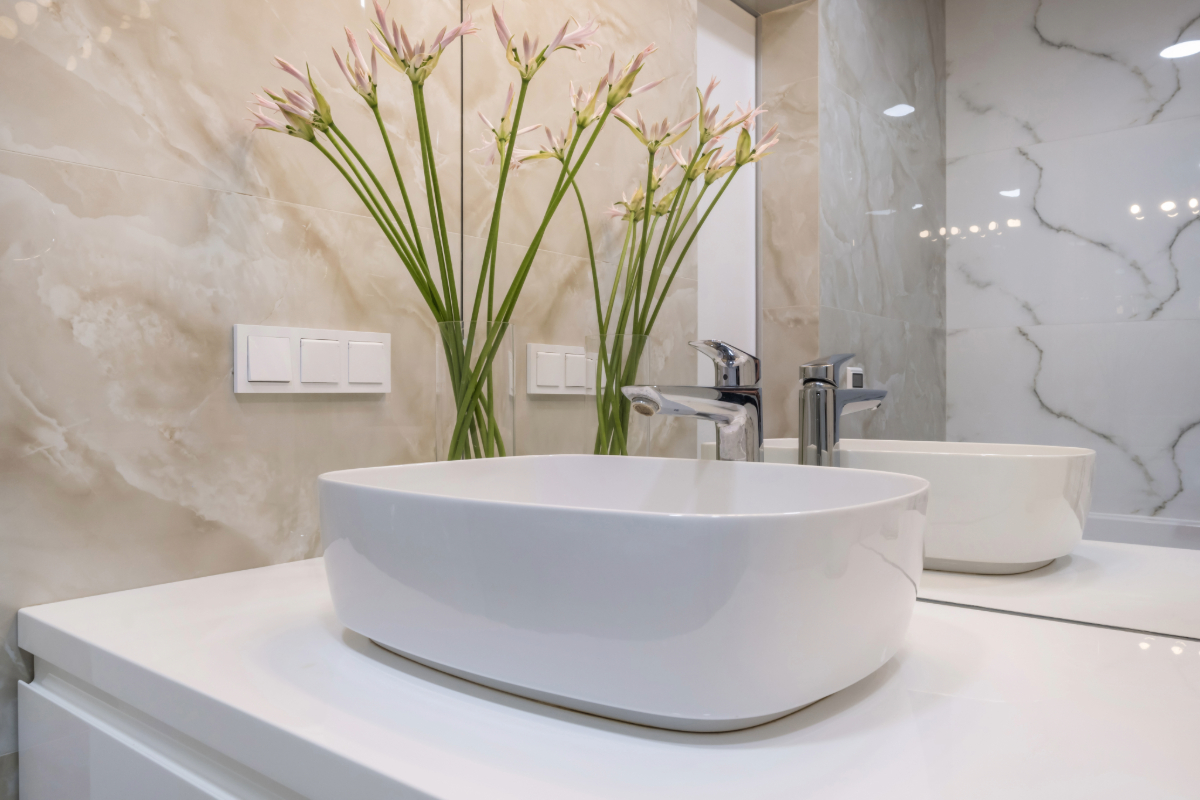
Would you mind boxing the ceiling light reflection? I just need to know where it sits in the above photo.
[1160,40,1200,59]
[988,221,998,231]
[1130,204,1141,214]
[884,104,915,117]
[969,225,980,233]
[1006,219,1021,228]
[1162,201,1177,211]
[920,230,929,238]
[950,226,960,235]
[999,189,1020,198]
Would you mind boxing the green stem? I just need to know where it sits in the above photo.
[371,103,431,269]
[447,110,613,458]
[312,139,437,314]
[647,169,740,332]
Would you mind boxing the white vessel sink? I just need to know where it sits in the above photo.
[746,439,1094,574]
[320,455,928,732]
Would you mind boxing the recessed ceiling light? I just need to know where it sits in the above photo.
[999,189,1020,197]
[1160,40,1200,58]
[883,104,915,117]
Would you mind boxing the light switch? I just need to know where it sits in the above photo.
[348,341,387,384]
[536,351,565,387]
[300,338,340,383]
[565,353,586,387]
[247,336,291,382]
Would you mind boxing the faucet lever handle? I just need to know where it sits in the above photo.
[690,340,761,387]
[801,353,855,384]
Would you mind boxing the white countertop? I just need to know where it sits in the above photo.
[19,558,1200,800]
[919,540,1200,640]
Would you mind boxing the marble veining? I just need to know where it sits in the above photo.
[947,0,1200,526]
[947,0,1200,159]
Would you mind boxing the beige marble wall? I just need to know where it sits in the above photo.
[0,0,698,793]
[760,0,946,441]
[759,0,819,438]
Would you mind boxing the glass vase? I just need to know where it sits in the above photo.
[585,333,655,457]
[435,320,515,460]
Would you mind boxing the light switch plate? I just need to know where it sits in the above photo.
[526,343,586,395]
[234,325,390,394]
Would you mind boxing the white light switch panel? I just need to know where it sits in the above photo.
[526,343,586,395]
[234,325,390,394]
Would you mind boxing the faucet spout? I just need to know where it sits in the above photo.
[621,384,764,462]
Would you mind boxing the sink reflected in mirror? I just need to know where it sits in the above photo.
[711,439,1094,574]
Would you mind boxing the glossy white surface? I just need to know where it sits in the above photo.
[945,0,1200,526]
[741,439,1094,572]
[18,558,1200,799]
[319,455,928,731]
[921,540,1200,640]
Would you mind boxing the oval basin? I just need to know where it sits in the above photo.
[752,439,1095,574]
[320,455,928,732]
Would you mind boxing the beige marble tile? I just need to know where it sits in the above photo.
[0,0,702,761]
[761,304,820,438]
[760,1,819,311]
[0,0,462,229]
[0,147,436,756]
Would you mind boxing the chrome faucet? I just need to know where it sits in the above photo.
[621,341,764,462]
[798,353,886,466]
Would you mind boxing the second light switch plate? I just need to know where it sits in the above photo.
[526,343,586,395]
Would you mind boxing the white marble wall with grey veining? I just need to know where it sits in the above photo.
[946,0,1200,523]
[818,0,947,441]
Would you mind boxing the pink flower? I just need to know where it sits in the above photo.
[371,0,478,83]
[694,76,763,143]
[612,108,698,153]
[605,44,660,107]
[492,5,601,78]
[334,27,376,100]
[473,83,541,168]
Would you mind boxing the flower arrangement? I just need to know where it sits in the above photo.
[248,3,777,459]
